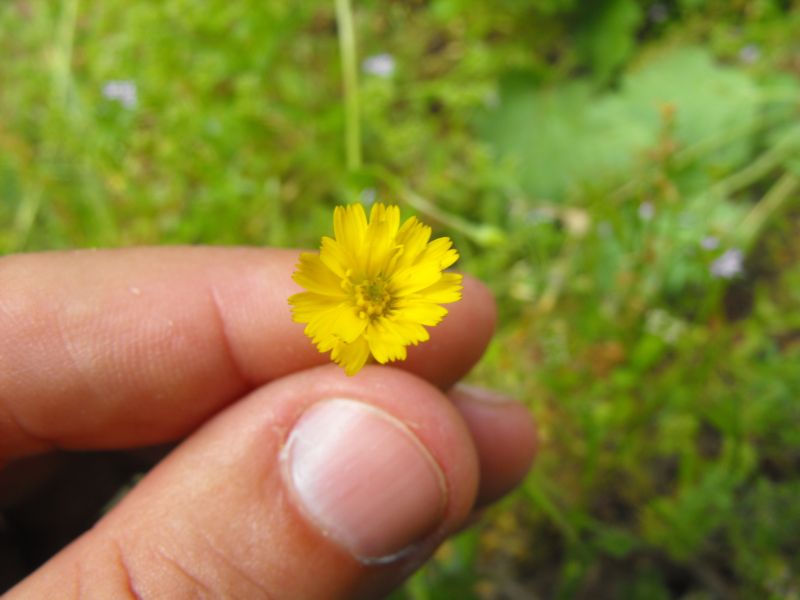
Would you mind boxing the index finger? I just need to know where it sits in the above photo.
[0,247,495,462]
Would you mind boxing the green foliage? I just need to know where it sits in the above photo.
[3,0,800,598]
[481,46,764,201]
[575,0,643,82]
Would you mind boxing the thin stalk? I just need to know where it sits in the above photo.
[368,166,506,247]
[52,0,79,106]
[12,187,43,250]
[335,0,362,171]
[711,130,800,198]
[738,171,800,248]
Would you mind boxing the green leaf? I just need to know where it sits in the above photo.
[575,0,643,82]
[481,46,762,200]
[621,46,761,171]
[481,77,651,199]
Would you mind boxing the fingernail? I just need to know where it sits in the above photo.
[454,384,517,405]
[281,399,447,564]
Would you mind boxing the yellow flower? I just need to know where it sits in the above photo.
[289,203,463,375]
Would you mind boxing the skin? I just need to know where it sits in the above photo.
[0,247,537,599]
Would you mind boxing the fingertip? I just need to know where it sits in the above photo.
[449,385,537,506]
[403,275,497,389]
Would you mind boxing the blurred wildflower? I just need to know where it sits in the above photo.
[102,80,138,109]
[710,248,744,279]
[739,44,761,65]
[700,236,720,251]
[647,3,669,24]
[509,261,536,302]
[362,53,396,78]
[645,309,687,344]
[563,208,590,238]
[289,203,462,375]
[359,187,377,207]
[638,201,655,221]
[508,203,558,226]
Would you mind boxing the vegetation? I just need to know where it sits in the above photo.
[2,0,800,597]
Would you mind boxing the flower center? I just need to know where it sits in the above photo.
[354,278,392,319]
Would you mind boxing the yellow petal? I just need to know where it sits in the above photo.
[363,204,402,277]
[289,291,340,324]
[331,337,371,375]
[292,253,346,297]
[394,217,432,271]
[390,263,443,296]
[334,204,368,259]
[383,317,430,345]
[318,236,351,278]
[306,302,367,346]
[417,272,463,304]
[366,318,408,364]
[392,299,449,327]
[368,203,401,234]
[418,237,459,270]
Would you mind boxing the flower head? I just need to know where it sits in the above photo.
[289,203,462,375]
[710,248,744,279]
[700,236,720,251]
[362,53,396,78]
[102,80,138,109]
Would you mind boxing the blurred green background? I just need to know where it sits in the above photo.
[3,0,800,597]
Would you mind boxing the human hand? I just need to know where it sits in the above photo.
[0,247,536,599]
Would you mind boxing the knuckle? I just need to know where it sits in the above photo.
[103,532,275,600]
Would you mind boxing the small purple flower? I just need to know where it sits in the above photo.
[102,80,138,109]
[362,53,396,78]
[647,3,668,24]
[638,201,655,221]
[701,236,720,251]
[710,248,744,279]
[739,44,761,65]
[360,187,377,207]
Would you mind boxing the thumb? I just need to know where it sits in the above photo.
[7,366,480,599]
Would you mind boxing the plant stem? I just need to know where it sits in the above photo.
[738,171,800,248]
[712,129,800,198]
[52,0,79,107]
[368,166,506,247]
[335,0,362,171]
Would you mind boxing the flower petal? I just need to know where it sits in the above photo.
[334,203,368,259]
[390,263,444,296]
[417,272,463,304]
[366,318,408,364]
[319,236,350,279]
[363,204,402,277]
[394,217,432,272]
[289,291,340,324]
[383,317,430,345]
[418,237,459,270]
[392,299,449,327]
[306,302,368,346]
[292,253,346,297]
[331,337,371,376]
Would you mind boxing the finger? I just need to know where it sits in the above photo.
[0,388,537,576]
[0,387,538,545]
[6,366,485,600]
[448,385,537,506]
[0,247,495,461]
